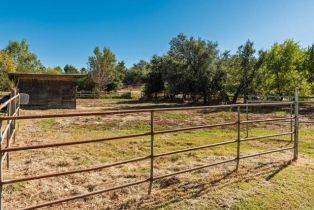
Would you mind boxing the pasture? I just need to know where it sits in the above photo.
[2,98,314,209]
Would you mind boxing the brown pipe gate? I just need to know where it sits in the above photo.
[0,89,299,210]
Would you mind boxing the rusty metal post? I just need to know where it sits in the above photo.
[236,106,241,170]
[148,110,154,194]
[290,103,293,142]
[246,102,249,138]
[293,88,299,161]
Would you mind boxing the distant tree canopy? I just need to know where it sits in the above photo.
[1,35,314,102]
[124,60,149,86]
[4,40,44,72]
[0,51,16,90]
[64,64,79,74]
[143,34,314,103]
[87,47,118,92]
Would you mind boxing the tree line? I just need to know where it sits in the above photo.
[1,34,314,103]
[144,34,314,103]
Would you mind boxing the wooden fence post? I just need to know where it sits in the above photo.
[6,100,11,169]
[0,119,3,210]
[236,106,241,170]
[293,88,299,161]
[148,110,154,194]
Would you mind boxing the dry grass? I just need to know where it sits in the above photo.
[2,98,314,209]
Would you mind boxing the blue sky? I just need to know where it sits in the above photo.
[1,0,314,69]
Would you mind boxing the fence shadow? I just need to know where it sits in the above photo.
[114,160,293,210]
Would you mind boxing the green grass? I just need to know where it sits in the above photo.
[28,107,314,209]
[38,118,56,128]
[233,164,314,210]
[12,182,26,191]
[158,112,192,120]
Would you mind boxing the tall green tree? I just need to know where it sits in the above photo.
[144,55,166,98]
[167,33,220,103]
[124,60,149,86]
[64,64,79,74]
[226,40,264,103]
[88,47,116,91]
[0,52,16,90]
[263,40,310,96]
[304,44,314,84]
[107,61,127,91]
[4,40,43,72]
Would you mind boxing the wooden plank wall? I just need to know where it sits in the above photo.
[18,79,76,109]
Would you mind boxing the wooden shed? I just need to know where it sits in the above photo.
[9,73,86,109]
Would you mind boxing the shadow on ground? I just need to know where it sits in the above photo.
[113,159,293,210]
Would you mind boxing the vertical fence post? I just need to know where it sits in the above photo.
[0,119,3,210]
[6,101,11,169]
[293,88,299,161]
[12,92,16,144]
[290,103,293,142]
[148,110,154,194]
[246,102,249,138]
[236,106,241,170]
[17,93,20,129]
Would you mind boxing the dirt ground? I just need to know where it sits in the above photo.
[2,98,314,209]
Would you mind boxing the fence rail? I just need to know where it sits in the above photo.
[0,90,299,210]
[76,91,99,99]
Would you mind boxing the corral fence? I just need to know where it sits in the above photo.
[0,89,300,210]
[246,92,314,137]
[76,91,135,99]
[76,91,99,99]
[0,89,20,168]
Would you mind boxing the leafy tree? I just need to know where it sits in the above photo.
[263,40,310,96]
[4,40,43,72]
[77,73,96,91]
[225,40,264,103]
[64,64,79,74]
[80,67,88,74]
[44,66,63,74]
[0,52,16,90]
[88,47,116,91]
[144,55,166,97]
[166,33,220,103]
[212,51,229,102]
[106,61,127,91]
[124,60,149,86]
[304,44,314,84]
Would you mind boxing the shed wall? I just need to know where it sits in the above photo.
[18,79,76,109]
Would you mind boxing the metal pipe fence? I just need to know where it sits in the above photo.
[0,92,299,209]
[0,90,20,210]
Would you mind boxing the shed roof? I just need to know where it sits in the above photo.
[8,72,87,81]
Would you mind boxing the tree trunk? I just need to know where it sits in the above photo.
[203,91,208,104]
[232,89,241,104]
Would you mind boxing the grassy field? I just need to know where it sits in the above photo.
[2,98,314,209]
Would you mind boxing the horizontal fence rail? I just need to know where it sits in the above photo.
[0,102,294,121]
[0,92,299,210]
